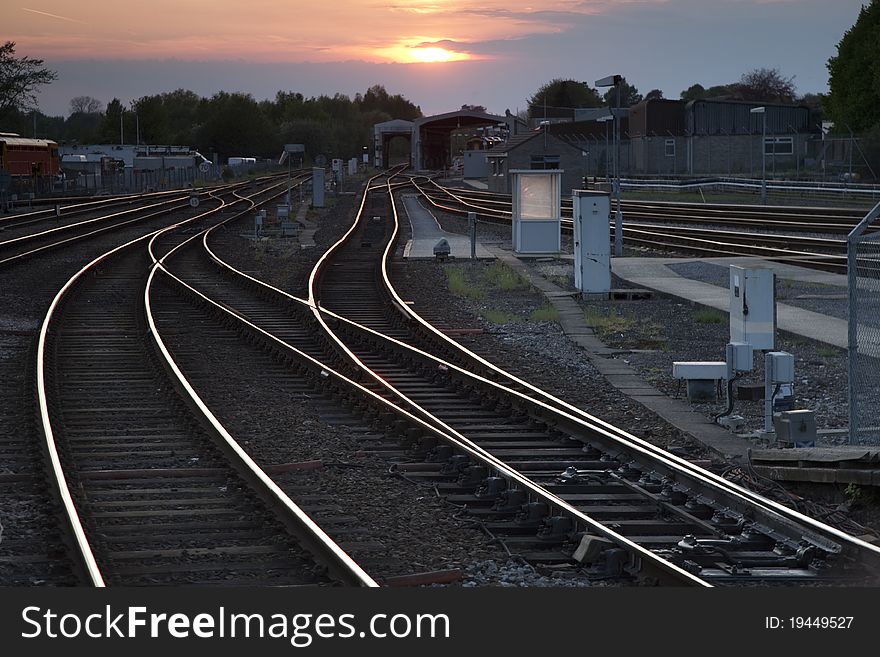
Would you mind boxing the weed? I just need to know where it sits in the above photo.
[584,306,637,333]
[529,306,560,322]
[693,308,725,324]
[446,267,484,299]
[483,309,520,324]
[484,261,528,290]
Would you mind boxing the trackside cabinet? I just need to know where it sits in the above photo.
[729,265,776,350]
[511,170,562,254]
[312,167,325,207]
[572,190,611,296]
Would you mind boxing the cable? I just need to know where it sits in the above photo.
[713,373,742,423]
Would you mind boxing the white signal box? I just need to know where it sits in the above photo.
[572,190,610,295]
[729,265,775,350]
[511,170,562,255]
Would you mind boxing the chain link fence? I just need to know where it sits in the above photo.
[848,202,880,444]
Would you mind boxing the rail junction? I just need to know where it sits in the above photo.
[2,167,879,588]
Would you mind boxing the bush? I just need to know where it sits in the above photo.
[220,166,234,182]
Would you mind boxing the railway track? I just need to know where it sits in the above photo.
[9,166,880,587]
[306,171,880,585]
[0,180,294,586]
[410,177,860,270]
[144,168,880,585]
[29,173,378,586]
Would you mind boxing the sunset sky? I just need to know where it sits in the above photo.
[2,1,867,117]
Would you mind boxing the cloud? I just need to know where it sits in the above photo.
[21,7,87,24]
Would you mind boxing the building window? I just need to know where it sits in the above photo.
[530,154,560,170]
[665,139,675,157]
[764,137,793,155]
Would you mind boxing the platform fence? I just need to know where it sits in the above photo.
[848,201,880,444]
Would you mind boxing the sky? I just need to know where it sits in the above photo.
[2,1,868,117]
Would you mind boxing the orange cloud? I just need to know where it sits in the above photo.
[3,1,604,62]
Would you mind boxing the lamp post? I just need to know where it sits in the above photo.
[596,74,623,256]
[751,106,766,203]
[788,124,798,180]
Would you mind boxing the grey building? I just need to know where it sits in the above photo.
[626,98,820,176]
[486,130,590,196]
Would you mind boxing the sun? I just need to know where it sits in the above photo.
[409,47,462,63]
[374,40,472,64]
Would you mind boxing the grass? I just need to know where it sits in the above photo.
[529,306,560,322]
[693,308,726,324]
[484,261,528,290]
[817,345,842,358]
[483,309,520,324]
[446,266,484,300]
[584,305,668,349]
[584,306,637,333]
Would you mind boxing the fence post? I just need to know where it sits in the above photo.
[848,201,880,444]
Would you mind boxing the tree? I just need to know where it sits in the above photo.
[602,77,642,108]
[460,104,486,113]
[0,41,57,118]
[798,92,825,113]
[735,67,797,103]
[680,83,707,102]
[69,95,103,115]
[827,0,880,132]
[645,89,664,101]
[528,79,602,119]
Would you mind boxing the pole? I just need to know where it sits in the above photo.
[468,211,476,259]
[761,113,767,203]
[614,82,622,257]
[849,126,854,181]
[120,107,124,146]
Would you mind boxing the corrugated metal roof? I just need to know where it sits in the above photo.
[0,137,58,147]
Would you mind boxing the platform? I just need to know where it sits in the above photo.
[611,257,847,348]
[400,194,494,259]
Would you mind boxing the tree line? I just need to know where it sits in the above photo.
[1,45,421,163]
[3,0,880,174]
[527,68,819,121]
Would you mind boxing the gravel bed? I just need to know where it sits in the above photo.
[391,259,707,459]
[667,261,849,320]
[153,278,602,587]
[0,210,218,586]
[515,260,849,440]
[201,180,613,587]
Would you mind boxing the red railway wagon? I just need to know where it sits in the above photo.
[0,132,60,177]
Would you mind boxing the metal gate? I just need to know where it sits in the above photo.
[848,202,880,444]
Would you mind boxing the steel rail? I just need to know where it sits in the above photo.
[164,238,711,587]
[34,189,230,587]
[33,180,288,586]
[189,170,880,581]
[380,177,880,568]
[171,168,713,584]
[409,178,851,268]
[146,173,382,586]
[144,186,377,587]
